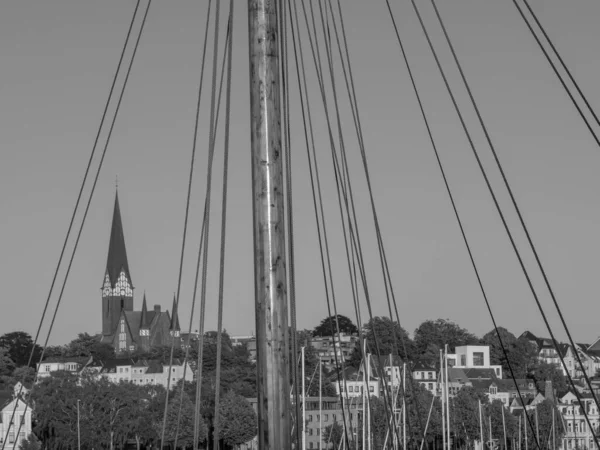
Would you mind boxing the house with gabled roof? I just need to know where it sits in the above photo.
[0,392,32,449]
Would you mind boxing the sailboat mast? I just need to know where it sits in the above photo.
[319,358,322,450]
[247,1,290,449]
[302,347,306,450]
[444,345,450,450]
[403,362,406,450]
[478,399,483,450]
[441,350,446,450]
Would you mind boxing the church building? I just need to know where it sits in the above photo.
[100,190,181,353]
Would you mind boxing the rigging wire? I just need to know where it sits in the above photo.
[159,0,222,447]
[278,0,302,446]
[311,1,403,441]
[3,1,153,447]
[287,0,354,446]
[167,0,214,446]
[212,1,234,448]
[382,0,542,447]
[519,0,600,128]
[430,0,600,439]
[409,0,599,446]
[512,0,600,147]
[326,0,430,439]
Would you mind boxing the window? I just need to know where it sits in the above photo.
[9,433,14,444]
[428,372,433,379]
[45,365,50,372]
[428,383,433,390]
[333,414,336,421]
[129,345,135,351]
[324,414,328,421]
[490,386,497,395]
[473,352,484,366]
[309,414,313,422]
[309,443,314,449]
[309,428,313,436]
[349,386,353,393]
[369,386,374,392]
[460,355,466,366]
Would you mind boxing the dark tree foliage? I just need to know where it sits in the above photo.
[404,378,442,445]
[413,319,478,362]
[359,317,415,360]
[528,360,568,394]
[481,328,538,378]
[313,314,359,337]
[0,332,42,367]
[0,347,16,377]
[483,400,518,449]
[517,400,564,450]
[161,389,207,448]
[323,422,344,449]
[18,433,42,450]
[64,332,116,360]
[354,396,388,450]
[449,386,488,446]
[217,391,258,449]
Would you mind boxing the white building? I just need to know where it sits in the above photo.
[448,345,503,379]
[36,356,94,379]
[0,395,32,450]
[412,362,438,395]
[37,357,193,389]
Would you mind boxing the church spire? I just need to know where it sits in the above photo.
[170,294,181,331]
[140,292,150,330]
[106,189,132,287]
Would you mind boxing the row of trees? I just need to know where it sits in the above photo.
[30,371,257,450]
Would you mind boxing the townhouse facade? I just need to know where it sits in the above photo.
[0,393,32,450]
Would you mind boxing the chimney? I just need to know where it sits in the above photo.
[154,304,161,313]
[545,379,554,401]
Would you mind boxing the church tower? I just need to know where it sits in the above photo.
[101,190,134,337]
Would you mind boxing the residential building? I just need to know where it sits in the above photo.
[36,356,94,379]
[311,333,359,369]
[333,366,379,399]
[99,190,181,354]
[558,391,600,450]
[412,362,438,395]
[447,345,503,379]
[37,356,193,389]
[0,393,32,450]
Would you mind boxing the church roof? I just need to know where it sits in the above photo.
[106,190,132,287]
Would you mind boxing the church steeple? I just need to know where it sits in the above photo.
[140,292,151,330]
[106,189,132,288]
[101,188,134,337]
[170,294,181,335]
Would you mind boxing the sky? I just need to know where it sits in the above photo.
[1,0,599,347]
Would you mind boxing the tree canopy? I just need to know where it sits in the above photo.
[217,391,258,448]
[358,316,415,360]
[481,327,538,378]
[0,332,42,367]
[413,319,478,362]
[313,314,358,337]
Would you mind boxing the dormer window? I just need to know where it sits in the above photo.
[490,386,497,395]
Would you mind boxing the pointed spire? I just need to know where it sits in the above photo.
[140,292,150,329]
[106,189,132,287]
[170,293,181,331]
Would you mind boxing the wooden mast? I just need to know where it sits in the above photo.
[247,1,291,449]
